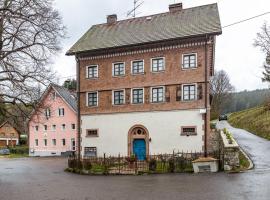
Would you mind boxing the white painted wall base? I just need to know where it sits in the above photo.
[81,109,205,157]
[29,150,71,157]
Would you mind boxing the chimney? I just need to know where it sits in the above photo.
[107,14,117,24]
[169,3,183,12]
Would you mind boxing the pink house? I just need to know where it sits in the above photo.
[28,84,77,156]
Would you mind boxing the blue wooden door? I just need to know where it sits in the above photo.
[133,139,146,160]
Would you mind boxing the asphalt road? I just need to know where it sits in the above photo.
[0,121,269,200]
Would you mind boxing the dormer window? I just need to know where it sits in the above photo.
[87,65,98,78]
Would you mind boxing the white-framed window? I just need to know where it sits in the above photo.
[58,108,64,116]
[52,139,56,146]
[45,108,51,118]
[112,62,125,76]
[182,84,196,101]
[131,60,144,74]
[113,90,125,105]
[84,147,97,157]
[87,92,98,107]
[62,139,66,146]
[182,53,197,69]
[51,92,57,100]
[151,57,165,72]
[35,139,38,146]
[71,124,76,130]
[61,124,66,131]
[151,86,165,103]
[35,126,39,132]
[44,125,48,131]
[132,88,144,104]
[51,125,56,131]
[44,139,47,147]
[86,65,98,78]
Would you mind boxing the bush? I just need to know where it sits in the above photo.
[83,159,92,170]
[9,146,29,154]
[168,158,175,173]
[68,158,76,169]
[149,158,157,171]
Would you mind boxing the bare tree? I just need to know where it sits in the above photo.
[254,22,270,83]
[210,70,234,119]
[0,0,65,119]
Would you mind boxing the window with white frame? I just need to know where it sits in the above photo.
[52,139,56,146]
[84,147,97,157]
[132,88,144,104]
[58,108,64,116]
[87,65,98,78]
[132,60,144,74]
[87,92,98,107]
[35,139,38,146]
[45,108,51,118]
[61,124,66,131]
[44,139,47,146]
[52,125,56,131]
[44,125,48,131]
[113,90,125,105]
[182,53,197,69]
[113,62,125,76]
[152,87,164,103]
[62,139,66,146]
[151,57,165,72]
[51,92,57,100]
[35,126,39,132]
[183,84,196,101]
[71,124,76,130]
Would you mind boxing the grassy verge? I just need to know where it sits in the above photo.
[228,106,270,140]
[0,154,29,158]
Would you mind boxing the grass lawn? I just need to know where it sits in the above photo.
[0,154,29,158]
[228,106,270,140]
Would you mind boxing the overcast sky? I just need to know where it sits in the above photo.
[52,0,270,91]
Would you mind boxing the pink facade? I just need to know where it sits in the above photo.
[29,85,77,156]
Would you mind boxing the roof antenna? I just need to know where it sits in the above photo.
[127,0,144,18]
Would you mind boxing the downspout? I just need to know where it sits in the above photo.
[204,35,208,158]
[75,55,81,160]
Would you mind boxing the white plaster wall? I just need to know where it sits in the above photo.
[81,109,204,157]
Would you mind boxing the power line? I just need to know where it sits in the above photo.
[222,11,270,28]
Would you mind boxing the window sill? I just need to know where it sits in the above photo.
[181,66,198,70]
[151,70,165,74]
[86,77,99,80]
[112,75,126,78]
[131,72,145,76]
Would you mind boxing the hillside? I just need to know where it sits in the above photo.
[228,106,270,140]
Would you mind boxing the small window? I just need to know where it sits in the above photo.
[35,126,39,132]
[183,85,196,101]
[87,92,98,107]
[87,65,98,78]
[61,124,66,131]
[151,57,165,72]
[113,90,125,105]
[58,108,65,116]
[0,132,5,137]
[10,133,15,137]
[183,54,197,69]
[86,129,98,137]
[181,126,197,136]
[44,125,48,131]
[71,124,76,130]
[152,87,164,103]
[45,108,51,118]
[52,125,56,131]
[62,139,66,146]
[113,62,125,76]
[132,60,144,74]
[132,88,144,104]
[35,139,38,146]
[52,139,56,146]
[84,147,97,157]
[44,139,47,146]
[51,92,57,100]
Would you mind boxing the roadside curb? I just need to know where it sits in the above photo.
[239,147,254,170]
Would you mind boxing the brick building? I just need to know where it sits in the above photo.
[67,3,222,159]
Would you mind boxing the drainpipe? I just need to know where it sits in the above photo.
[75,55,81,161]
[204,35,209,158]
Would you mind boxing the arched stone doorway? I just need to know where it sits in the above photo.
[128,125,149,160]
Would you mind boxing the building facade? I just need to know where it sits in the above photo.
[67,3,222,159]
[28,84,77,156]
[0,121,20,147]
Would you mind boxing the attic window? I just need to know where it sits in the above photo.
[51,92,57,100]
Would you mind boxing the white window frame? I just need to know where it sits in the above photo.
[35,126,39,132]
[131,60,144,75]
[58,108,65,117]
[112,89,125,105]
[150,86,165,103]
[131,88,144,104]
[43,125,48,132]
[86,65,99,79]
[51,92,57,100]
[61,124,66,131]
[35,139,38,146]
[182,53,198,69]
[151,57,165,72]
[45,108,51,118]
[182,83,197,101]
[112,62,125,77]
[86,91,98,107]
[51,125,56,132]
[52,139,56,146]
